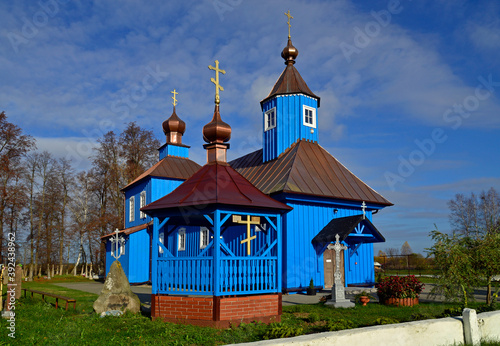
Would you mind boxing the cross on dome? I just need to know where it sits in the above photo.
[284,10,293,38]
[208,60,226,105]
[171,89,178,107]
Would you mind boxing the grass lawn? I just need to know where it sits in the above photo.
[0,277,498,345]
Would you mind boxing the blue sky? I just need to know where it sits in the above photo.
[1,0,499,255]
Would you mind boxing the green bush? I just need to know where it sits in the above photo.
[374,317,399,325]
[306,312,320,323]
[263,323,304,340]
[439,307,463,317]
[410,312,433,321]
[326,319,354,331]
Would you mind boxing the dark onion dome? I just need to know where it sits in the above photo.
[162,106,186,136]
[203,104,231,144]
[281,38,298,65]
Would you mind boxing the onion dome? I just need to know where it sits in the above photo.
[162,106,186,144]
[281,38,298,65]
[203,105,231,144]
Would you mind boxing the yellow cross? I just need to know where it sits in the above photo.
[284,10,293,38]
[171,89,178,107]
[233,215,260,256]
[208,60,226,104]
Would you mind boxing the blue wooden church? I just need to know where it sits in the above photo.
[102,18,392,325]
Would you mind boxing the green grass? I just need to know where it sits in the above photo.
[0,280,499,345]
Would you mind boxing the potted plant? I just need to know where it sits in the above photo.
[306,278,316,296]
[354,291,375,306]
[377,275,424,306]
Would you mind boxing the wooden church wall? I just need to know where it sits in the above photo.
[262,95,319,161]
[127,229,151,283]
[345,242,375,286]
[125,180,150,229]
[282,195,376,291]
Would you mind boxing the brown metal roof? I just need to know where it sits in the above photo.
[260,64,320,107]
[141,162,292,214]
[230,140,392,206]
[122,156,201,191]
[101,221,152,240]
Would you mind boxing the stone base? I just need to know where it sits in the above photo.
[325,299,355,308]
[152,293,282,328]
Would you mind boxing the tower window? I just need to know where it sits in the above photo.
[303,105,316,128]
[140,191,146,219]
[129,196,135,222]
[178,229,186,251]
[200,227,209,249]
[265,108,276,131]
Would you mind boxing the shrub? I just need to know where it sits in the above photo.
[439,307,463,317]
[263,324,304,340]
[306,312,320,323]
[326,319,354,331]
[374,317,399,325]
[377,275,425,301]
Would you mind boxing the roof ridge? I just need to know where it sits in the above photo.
[316,142,392,205]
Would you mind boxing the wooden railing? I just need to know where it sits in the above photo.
[156,256,278,295]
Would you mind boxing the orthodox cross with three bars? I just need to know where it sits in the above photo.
[233,215,261,256]
[208,60,226,104]
[284,10,293,38]
[171,89,178,106]
[361,201,367,219]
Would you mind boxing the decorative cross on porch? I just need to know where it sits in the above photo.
[361,201,367,219]
[110,229,126,260]
[233,215,260,256]
[326,233,354,307]
[208,60,226,104]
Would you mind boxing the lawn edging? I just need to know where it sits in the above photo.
[230,309,500,346]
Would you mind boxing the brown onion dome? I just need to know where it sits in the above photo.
[281,38,298,65]
[203,105,231,143]
[162,106,186,135]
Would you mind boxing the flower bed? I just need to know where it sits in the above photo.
[377,275,424,306]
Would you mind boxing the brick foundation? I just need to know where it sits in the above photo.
[152,293,282,328]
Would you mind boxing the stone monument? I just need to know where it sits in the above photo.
[326,234,354,308]
[93,230,140,315]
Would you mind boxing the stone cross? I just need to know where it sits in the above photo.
[208,60,226,104]
[326,234,354,308]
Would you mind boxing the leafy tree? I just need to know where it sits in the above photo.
[428,187,500,305]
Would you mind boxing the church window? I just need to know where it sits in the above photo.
[140,191,146,219]
[265,108,276,131]
[303,105,316,128]
[129,196,135,222]
[200,227,209,249]
[178,229,186,251]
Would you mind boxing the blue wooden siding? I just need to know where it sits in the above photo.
[151,177,184,201]
[262,95,319,162]
[158,143,189,160]
[127,229,151,283]
[125,180,150,228]
[281,195,377,290]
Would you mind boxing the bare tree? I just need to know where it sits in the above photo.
[0,111,35,261]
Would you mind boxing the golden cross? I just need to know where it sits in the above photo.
[208,60,226,104]
[284,10,293,38]
[171,89,178,107]
[233,215,261,256]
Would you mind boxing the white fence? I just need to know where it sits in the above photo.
[232,309,500,346]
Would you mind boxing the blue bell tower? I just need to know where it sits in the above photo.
[260,34,320,163]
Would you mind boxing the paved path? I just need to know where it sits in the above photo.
[55,281,488,307]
